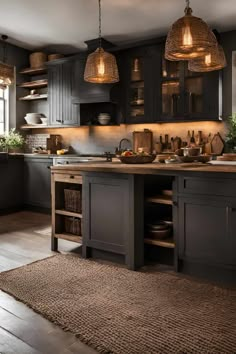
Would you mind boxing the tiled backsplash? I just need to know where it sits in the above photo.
[31,121,227,154]
[25,134,50,152]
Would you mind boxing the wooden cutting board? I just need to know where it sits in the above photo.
[217,153,236,161]
[211,133,224,155]
[133,130,153,153]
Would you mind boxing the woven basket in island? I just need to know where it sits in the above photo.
[64,189,82,213]
[64,217,81,236]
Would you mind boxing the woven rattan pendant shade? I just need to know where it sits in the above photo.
[84,0,119,84]
[188,44,226,72]
[0,62,14,87]
[0,35,14,89]
[165,1,217,61]
[84,47,119,83]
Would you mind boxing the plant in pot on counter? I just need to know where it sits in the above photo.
[3,129,25,153]
[225,113,236,152]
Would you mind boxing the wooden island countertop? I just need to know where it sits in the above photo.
[51,160,236,176]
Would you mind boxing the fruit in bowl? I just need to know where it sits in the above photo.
[118,150,156,164]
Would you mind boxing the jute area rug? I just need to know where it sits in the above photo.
[0,255,235,354]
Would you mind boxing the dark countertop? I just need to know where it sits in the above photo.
[51,160,236,175]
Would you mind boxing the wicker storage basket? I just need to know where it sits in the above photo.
[30,52,47,68]
[64,217,81,236]
[64,188,82,213]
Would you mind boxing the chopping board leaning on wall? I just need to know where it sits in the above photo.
[133,129,153,154]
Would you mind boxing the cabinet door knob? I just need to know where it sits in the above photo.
[173,201,178,207]
[70,175,74,179]
[47,166,51,169]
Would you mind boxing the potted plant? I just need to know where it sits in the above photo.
[4,129,25,153]
[225,113,236,152]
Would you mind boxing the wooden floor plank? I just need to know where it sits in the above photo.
[0,327,41,354]
[0,211,97,354]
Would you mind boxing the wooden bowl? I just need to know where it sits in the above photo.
[118,154,156,164]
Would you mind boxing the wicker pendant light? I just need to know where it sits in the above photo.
[188,31,227,72]
[84,0,119,84]
[0,35,14,89]
[165,0,217,61]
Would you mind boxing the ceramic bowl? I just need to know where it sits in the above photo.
[24,113,42,124]
[98,113,111,125]
[40,117,48,125]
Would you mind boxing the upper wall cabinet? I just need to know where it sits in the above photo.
[119,46,160,124]
[119,43,221,124]
[47,54,120,127]
[160,51,221,122]
[48,60,79,126]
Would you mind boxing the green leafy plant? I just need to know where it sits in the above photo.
[4,129,25,149]
[225,113,236,152]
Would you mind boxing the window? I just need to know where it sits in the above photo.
[0,87,9,135]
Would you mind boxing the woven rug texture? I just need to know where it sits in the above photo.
[0,254,235,354]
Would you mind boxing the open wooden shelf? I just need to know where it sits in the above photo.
[146,195,173,205]
[144,237,175,248]
[19,79,48,89]
[20,124,48,130]
[54,233,82,243]
[19,67,47,75]
[55,209,82,218]
[18,94,48,101]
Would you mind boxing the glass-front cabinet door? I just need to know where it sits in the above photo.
[123,46,158,124]
[130,57,145,119]
[160,55,220,121]
[161,59,181,118]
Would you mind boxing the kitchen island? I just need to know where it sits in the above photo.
[51,161,236,284]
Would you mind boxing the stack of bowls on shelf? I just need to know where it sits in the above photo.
[146,221,172,240]
[24,113,42,125]
[98,113,111,125]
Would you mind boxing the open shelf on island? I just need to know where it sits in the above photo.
[54,233,82,243]
[146,195,173,205]
[144,237,175,248]
[55,209,82,218]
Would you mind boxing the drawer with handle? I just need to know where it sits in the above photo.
[53,172,82,184]
[179,176,236,197]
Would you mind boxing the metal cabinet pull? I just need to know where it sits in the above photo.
[70,175,75,179]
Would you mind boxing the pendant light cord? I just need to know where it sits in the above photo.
[185,0,192,15]
[98,0,102,49]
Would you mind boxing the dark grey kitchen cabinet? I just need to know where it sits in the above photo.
[119,45,160,124]
[24,158,52,209]
[178,175,236,268]
[48,61,79,126]
[160,47,221,121]
[82,172,144,269]
[0,158,24,211]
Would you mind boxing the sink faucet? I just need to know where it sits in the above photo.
[117,138,132,154]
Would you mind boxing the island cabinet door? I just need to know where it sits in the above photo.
[82,173,144,269]
[178,196,236,267]
[82,175,130,256]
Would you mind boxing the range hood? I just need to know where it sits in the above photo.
[72,38,119,104]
